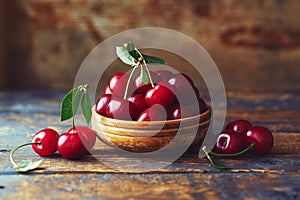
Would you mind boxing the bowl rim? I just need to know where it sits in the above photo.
[92,103,211,126]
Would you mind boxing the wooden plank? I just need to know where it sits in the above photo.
[0,91,300,199]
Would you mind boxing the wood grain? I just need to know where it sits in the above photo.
[0,90,299,199]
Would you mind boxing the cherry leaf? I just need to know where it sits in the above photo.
[60,86,83,122]
[142,54,166,65]
[116,46,136,65]
[141,66,148,84]
[81,92,92,124]
[16,159,43,172]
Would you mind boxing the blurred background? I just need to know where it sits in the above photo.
[0,0,299,92]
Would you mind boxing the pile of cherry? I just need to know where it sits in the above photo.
[31,126,96,159]
[95,70,207,121]
[212,119,274,155]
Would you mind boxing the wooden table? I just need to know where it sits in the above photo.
[0,90,299,200]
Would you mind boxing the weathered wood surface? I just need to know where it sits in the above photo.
[0,90,299,199]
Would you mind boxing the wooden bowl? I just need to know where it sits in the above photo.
[91,105,211,153]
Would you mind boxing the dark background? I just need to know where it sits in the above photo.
[0,0,300,92]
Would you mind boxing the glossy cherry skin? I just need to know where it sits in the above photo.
[109,72,133,97]
[57,132,87,159]
[225,119,252,134]
[32,128,59,157]
[168,73,194,92]
[103,85,112,95]
[127,93,148,117]
[67,126,96,151]
[137,104,167,121]
[156,70,173,81]
[145,82,175,109]
[169,73,198,105]
[213,130,243,154]
[134,71,160,94]
[243,126,274,155]
[168,104,194,120]
[106,97,138,120]
[95,94,112,116]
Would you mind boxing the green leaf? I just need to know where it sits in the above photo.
[81,92,92,124]
[141,66,148,84]
[142,54,166,65]
[16,159,43,172]
[60,86,83,122]
[116,46,136,65]
[126,42,139,60]
[126,41,135,52]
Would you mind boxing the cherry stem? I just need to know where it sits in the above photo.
[209,143,256,157]
[10,142,40,168]
[123,64,139,99]
[202,143,256,170]
[72,117,75,129]
[135,48,154,87]
[202,146,230,169]
[205,151,230,169]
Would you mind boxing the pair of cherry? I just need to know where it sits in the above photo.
[31,126,96,159]
[213,119,274,155]
[96,70,207,121]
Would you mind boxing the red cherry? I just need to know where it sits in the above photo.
[106,97,138,120]
[145,82,175,109]
[95,94,112,116]
[137,104,167,121]
[67,126,96,151]
[225,119,252,134]
[32,128,59,157]
[243,126,274,155]
[103,85,112,95]
[109,72,125,91]
[109,72,133,97]
[168,104,194,120]
[168,73,194,92]
[213,130,243,154]
[156,70,173,81]
[169,73,198,106]
[57,131,87,159]
[127,93,148,117]
[134,71,160,94]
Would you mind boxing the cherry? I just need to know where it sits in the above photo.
[108,72,125,91]
[213,130,243,154]
[31,128,59,157]
[243,126,274,155]
[109,72,133,97]
[57,131,87,159]
[168,73,195,93]
[137,104,167,121]
[134,71,160,94]
[225,119,252,134]
[169,73,198,106]
[127,93,148,116]
[95,94,112,116]
[156,70,173,81]
[145,81,175,109]
[67,126,96,151]
[103,85,112,95]
[106,97,138,120]
[168,104,194,120]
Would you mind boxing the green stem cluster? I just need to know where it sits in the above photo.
[123,49,154,99]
